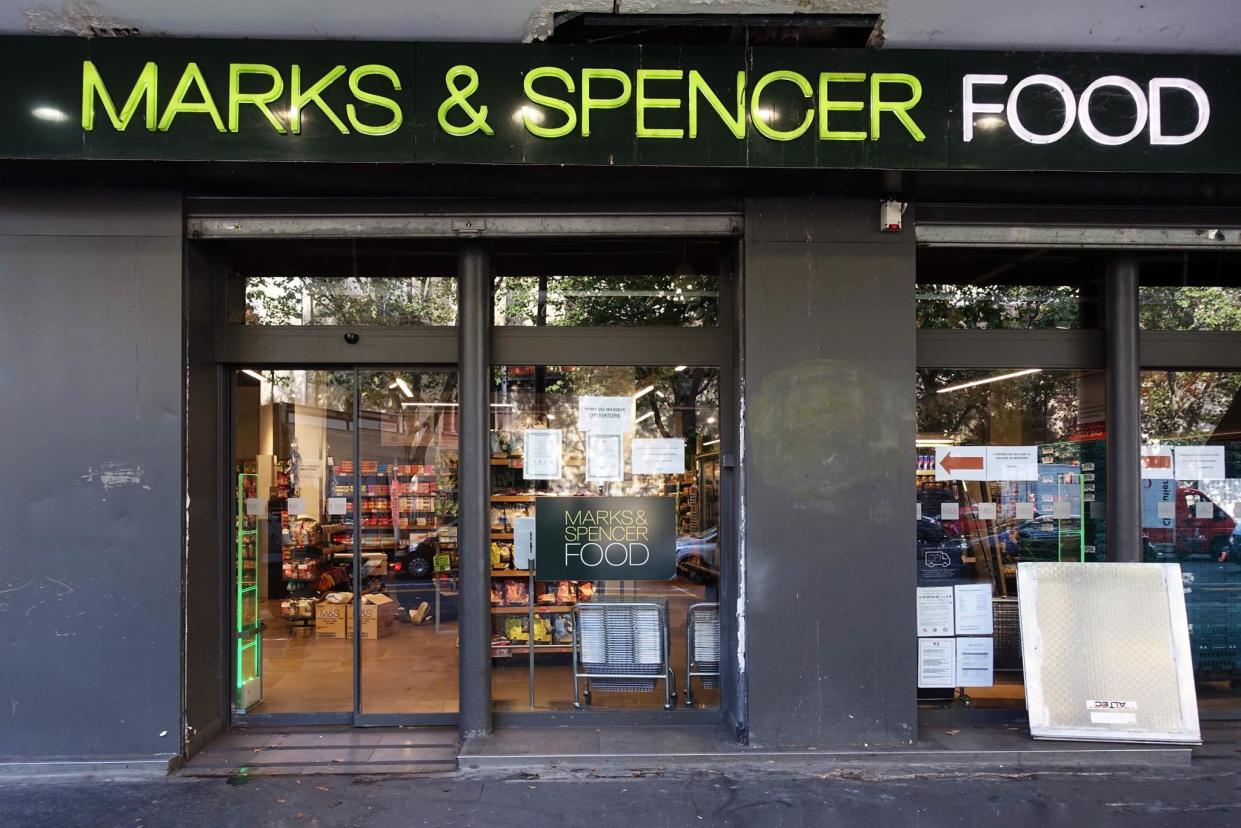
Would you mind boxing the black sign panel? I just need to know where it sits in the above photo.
[534,496,676,581]
[0,35,1238,172]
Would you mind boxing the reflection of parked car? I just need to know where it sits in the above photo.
[391,537,438,580]
[1143,484,1236,561]
[676,528,719,584]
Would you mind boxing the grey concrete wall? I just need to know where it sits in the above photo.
[742,197,916,748]
[0,189,183,764]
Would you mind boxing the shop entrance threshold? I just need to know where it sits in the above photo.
[459,724,1197,772]
[179,727,457,777]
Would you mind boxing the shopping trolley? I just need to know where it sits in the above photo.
[684,602,720,706]
[571,599,676,710]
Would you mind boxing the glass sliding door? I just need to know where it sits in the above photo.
[231,367,459,721]
[357,369,460,716]
[232,369,357,715]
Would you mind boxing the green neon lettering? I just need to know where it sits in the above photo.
[290,65,350,135]
[818,72,867,141]
[750,71,814,141]
[158,63,225,132]
[346,64,403,136]
[228,64,286,133]
[635,69,684,139]
[581,68,632,137]
[688,70,745,139]
[523,67,577,138]
[870,73,925,141]
[82,60,158,131]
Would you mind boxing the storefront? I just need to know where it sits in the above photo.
[2,34,1240,772]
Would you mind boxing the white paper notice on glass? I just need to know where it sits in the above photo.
[1015,502,1035,520]
[1141,446,1175,479]
[1053,499,1072,520]
[327,497,347,516]
[1175,445,1226,481]
[586,433,624,482]
[954,583,994,636]
[245,497,266,517]
[286,497,307,516]
[986,446,1038,481]
[916,586,955,637]
[1195,500,1215,519]
[916,503,922,520]
[918,638,957,688]
[522,429,563,480]
[977,502,997,521]
[955,636,995,687]
[940,502,960,521]
[1157,500,1177,520]
[578,396,634,434]
[513,516,535,568]
[631,438,686,475]
[934,445,987,481]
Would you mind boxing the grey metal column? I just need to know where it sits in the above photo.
[458,240,493,737]
[1106,254,1142,563]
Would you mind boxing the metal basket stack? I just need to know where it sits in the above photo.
[688,603,720,689]
[578,601,665,692]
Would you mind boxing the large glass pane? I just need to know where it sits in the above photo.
[916,248,1102,329]
[240,277,456,326]
[490,365,721,711]
[357,370,460,715]
[232,369,355,714]
[1140,370,1241,710]
[916,368,1107,710]
[1140,251,1241,331]
[492,239,723,327]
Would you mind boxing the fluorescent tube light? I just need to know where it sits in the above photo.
[634,385,655,400]
[674,365,687,372]
[936,368,1042,394]
[400,402,517,408]
[635,411,655,423]
[388,377,414,398]
[241,369,267,383]
[703,439,720,447]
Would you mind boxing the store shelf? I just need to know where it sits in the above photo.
[491,532,514,540]
[491,494,536,502]
[491,569,530,577]
[495,645,573,654]
[491,605,575,614]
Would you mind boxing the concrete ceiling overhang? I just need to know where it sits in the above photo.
[6,0,1241,54]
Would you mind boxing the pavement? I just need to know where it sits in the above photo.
[3,729,1241,828]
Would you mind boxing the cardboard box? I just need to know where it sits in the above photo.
[314,600,348,639]
[347,593,396,639]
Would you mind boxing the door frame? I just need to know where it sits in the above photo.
[191,204,746,734]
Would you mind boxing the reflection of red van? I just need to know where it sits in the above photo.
[1142,484,1236,561]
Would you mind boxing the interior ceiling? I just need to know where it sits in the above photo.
[5,0,1241,53]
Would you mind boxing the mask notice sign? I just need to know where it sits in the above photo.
[534,496,676,581]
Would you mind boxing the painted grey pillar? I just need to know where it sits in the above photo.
[1106,254,1142,563]
[458,240,493,737]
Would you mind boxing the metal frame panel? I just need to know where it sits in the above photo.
[918,223,1241,249]
[188,213,742,240]
[916,330,1104,369]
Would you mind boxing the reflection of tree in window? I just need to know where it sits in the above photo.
[916,284,1080,330]
[916,369,1086,443]
[1141,371,1241,443]
[245,276,456,326]
[495,275,718,327]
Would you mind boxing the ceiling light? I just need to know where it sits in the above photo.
[635,411,655,423]
[388,377,414,398]
[32,106,69,122]
[634,384,655,400]
[975,115,1005,130]
[399,402,517,408]
[241,369,266,383]
[936,368,1042,394]
[915,438,957,447]
[703,439,720,447]
[674,365,687,372]
[706,416,716,424]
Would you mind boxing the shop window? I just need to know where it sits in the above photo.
[222,239,459,326]
[916,368,1106,709]
[492,239,723,327]
[1140,251,1241,331]
[489,365,721,711]
[1139,370,1241,710]
[916,248,1103,329]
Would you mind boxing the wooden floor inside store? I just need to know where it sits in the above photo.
[253,582,719,715]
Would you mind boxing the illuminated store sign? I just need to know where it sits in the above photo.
[1,36,1234,171]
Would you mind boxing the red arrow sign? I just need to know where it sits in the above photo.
[1141,454,1173,469]
[940,452,985,475]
